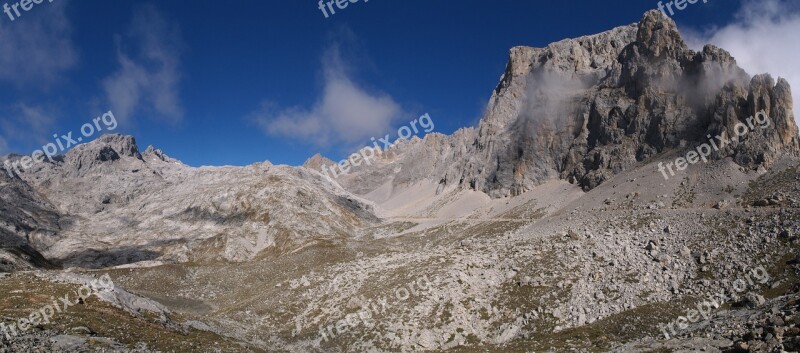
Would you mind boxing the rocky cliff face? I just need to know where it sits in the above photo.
[0,159,61,271]
[332,11,799,198]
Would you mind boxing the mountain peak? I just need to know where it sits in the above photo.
[636,9,688,58]
[303,153,336,172]
[143,145,181,164]
[61,134,143,173]
[89,134,142,159]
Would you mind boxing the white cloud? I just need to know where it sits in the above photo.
[103,4,184,125]
[250,46,404,147]
[683,0,800,125]
[0,1,77,86]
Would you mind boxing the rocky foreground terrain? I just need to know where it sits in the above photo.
[1,10,800,353]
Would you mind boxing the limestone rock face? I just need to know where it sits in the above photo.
[0,160,61,271]
[333,10,799,198]
[5,135,379,268]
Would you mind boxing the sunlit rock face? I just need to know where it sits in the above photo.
[332,11,798,198]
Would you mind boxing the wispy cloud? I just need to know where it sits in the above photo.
[103,4,184,125]
[0,103,56,153]
[249,41,404,147]
[0,136,8,156]
[0,1,77,86]
[15,104,55,137]
[683,0,800,124]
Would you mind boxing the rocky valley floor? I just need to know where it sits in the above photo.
[2,152,799,352]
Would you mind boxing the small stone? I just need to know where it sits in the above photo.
[745,293,766,308]
[770,315,785,326]
[788,326,800,336]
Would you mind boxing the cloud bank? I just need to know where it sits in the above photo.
[250,45,404,147]
[683,0,800,125]
[103,5,184,125]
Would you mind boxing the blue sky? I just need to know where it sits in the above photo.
[0,0,795,167]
